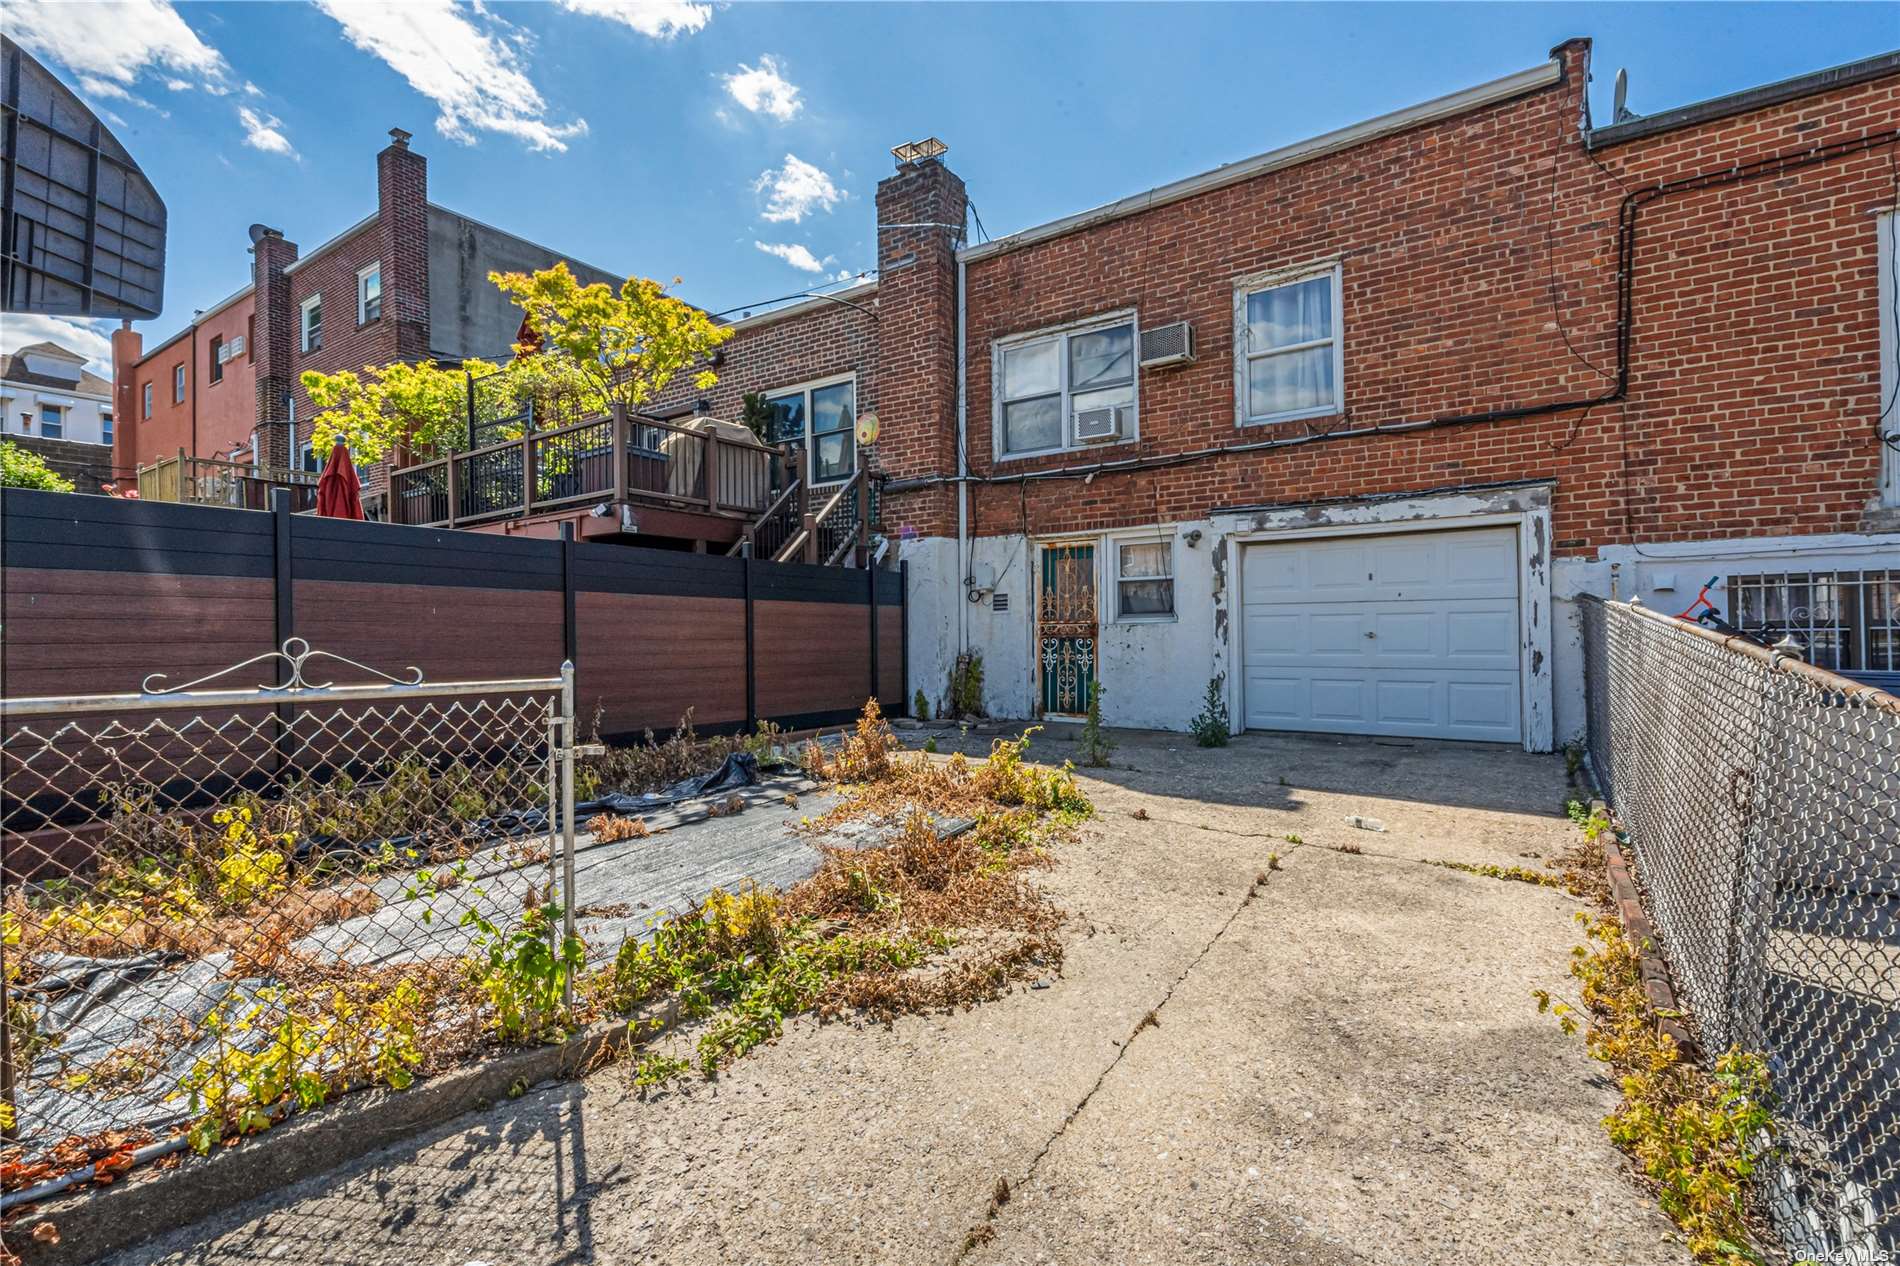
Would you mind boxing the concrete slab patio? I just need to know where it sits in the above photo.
[96,730,1687,1266]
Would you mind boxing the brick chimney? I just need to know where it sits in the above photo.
[250,225,300,467]
[377,127,430,362]
[873,140,967,540]
[109,321,142,477]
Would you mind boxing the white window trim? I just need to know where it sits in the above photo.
[1880,210,1897,507]
[992,309,1141,463]
[172,364,185,404]
[299,294,323,353]
[357,261,382,325]
[1107,530,1178,624]
[763,371,858,488]
[141,382,153,418]
[1233,261,1344,428]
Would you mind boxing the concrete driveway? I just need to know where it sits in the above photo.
[106,730,1685,1266]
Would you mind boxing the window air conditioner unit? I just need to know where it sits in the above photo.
[219,336,245,363]
[1138,321,1194,369]
[1074,404,1123,443]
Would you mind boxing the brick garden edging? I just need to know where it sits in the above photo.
[1593,798,1698,1058]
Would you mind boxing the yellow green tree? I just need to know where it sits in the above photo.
[487,262,729,413]
[301,358,497,464]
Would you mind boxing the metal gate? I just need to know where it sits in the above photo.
[0,640,584,1178]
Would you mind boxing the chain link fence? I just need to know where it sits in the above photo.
[1,641,576,1197]
[1580,595,1900,1259]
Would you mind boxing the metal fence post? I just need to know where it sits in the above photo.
[868,561,879,708]
[559,660,578,1009]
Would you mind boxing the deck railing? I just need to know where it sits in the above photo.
[387,407,783,529]
[135,450,319,513]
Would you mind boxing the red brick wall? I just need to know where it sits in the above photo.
[647,290,880,428]
[918,43,1897,557]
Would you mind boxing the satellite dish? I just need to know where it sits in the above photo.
[856,411,881,446]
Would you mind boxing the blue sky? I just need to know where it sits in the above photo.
[1,1,1893,371]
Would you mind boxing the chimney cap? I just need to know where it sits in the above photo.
[388,126,413,148]
[891,137,947,167]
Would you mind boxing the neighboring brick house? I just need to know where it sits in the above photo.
[0,341,116,492]
[112,129,620,498]
[677,38,1900,748]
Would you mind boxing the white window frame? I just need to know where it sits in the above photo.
[357,262,382,325]
[38,403,63,439]
[1880,210,1897,507]
[172,363,185,404]
[102,410,113,445]
[991,310,1140,462]
[762,372,857,488]
[141,382,153,419]
[1108,532,1177,624]
[1233,261,1344,428]
[300,294,323,353]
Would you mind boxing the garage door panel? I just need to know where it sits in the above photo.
[1310,676,1371,723]
[1373,610,1436,655]
[1240,527,1521,742]
[1374,678,1437,726]
[1448,679,1519,733]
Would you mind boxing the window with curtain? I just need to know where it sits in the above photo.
[997,316,1136,458]
[1115,539,1174,619]
[1237,267,1342,425]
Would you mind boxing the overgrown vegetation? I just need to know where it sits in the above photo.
[948,653,986,718]
[1077,682,1114,767]
[1535,799,1779,1265]
[3,701,1089,1183]
[1188,677,1230,748]
[576,708,785,800]
[608,704,1090,1089]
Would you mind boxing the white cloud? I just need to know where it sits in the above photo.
[315,0,587,152]
[753,241,834,274]
[753,154,843,224]
[7,2,296,156]
[239,107,298,159]
[723,55,800,122]
[6,0,232,103]
[0,314,115,374]
[554,0,710,38]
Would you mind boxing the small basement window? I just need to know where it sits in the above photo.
[1113,538,1175,620]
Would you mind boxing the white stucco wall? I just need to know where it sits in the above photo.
[899,507,1899,752]
[1550,531,1900,745]
[0,380,113,447]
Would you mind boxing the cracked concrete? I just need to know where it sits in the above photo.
[96,730,1685,1266]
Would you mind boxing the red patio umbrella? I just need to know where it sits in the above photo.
[316,441,366,520]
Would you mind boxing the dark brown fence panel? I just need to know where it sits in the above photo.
[4,490,911,772]
[876,568,904,708]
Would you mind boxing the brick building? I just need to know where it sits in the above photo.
[657,38,1900,749]
[112,129,620,492]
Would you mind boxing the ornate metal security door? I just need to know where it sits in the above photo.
[1038,542,1097,715]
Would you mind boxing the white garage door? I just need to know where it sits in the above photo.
[1240,528,1522,742]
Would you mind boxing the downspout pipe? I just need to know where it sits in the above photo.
[956,251,969,658]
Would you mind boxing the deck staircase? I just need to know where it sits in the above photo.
[731,466,873,566]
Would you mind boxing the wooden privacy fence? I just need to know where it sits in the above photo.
[1,489,907,743]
